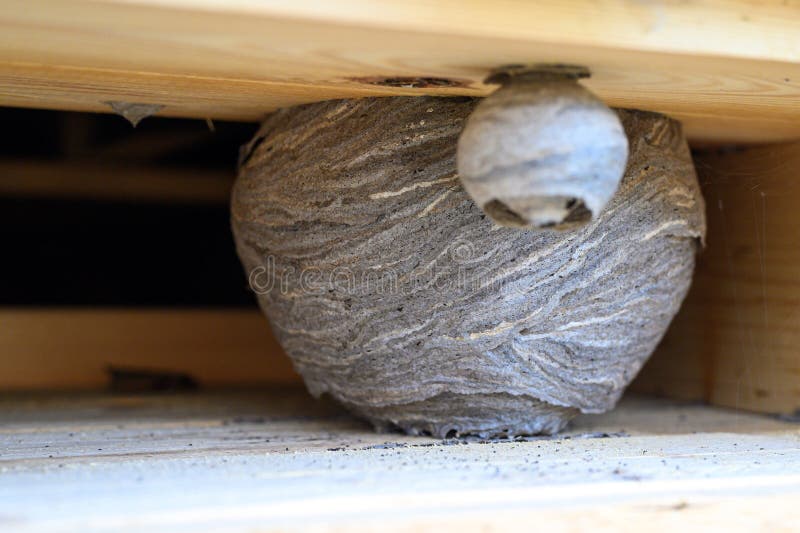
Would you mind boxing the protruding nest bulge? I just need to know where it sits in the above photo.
[232,97,705,438]
[457,79,629,229]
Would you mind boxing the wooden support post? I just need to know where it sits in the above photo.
[635,141,800,416]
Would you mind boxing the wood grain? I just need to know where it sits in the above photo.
[0,1,799,142]
[634,141,800,415]
[0,309,298,390]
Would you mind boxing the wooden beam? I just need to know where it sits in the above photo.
[635,141,800,415]
[0,1,799,143]
[0,309,298,390]
[0,159,233,203]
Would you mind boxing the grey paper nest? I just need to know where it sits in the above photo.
[232,96,706,438]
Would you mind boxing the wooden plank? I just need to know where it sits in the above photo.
[1,1,800,143]
[0,159,232,203]
[0,309,298,390]
[634,141,800,415]
[0,390,798,531]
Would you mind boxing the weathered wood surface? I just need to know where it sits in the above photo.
[634,141,800,415]
[1,1,800,143]
[0,390,799,532]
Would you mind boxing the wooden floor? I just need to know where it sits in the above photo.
[1,389,799,532]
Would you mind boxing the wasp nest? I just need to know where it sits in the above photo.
[232,96,705,438]
[457,67,629,229]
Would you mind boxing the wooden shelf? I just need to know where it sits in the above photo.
[2,5,800,528]
[1,390,799,531]
[1,1,800,142]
